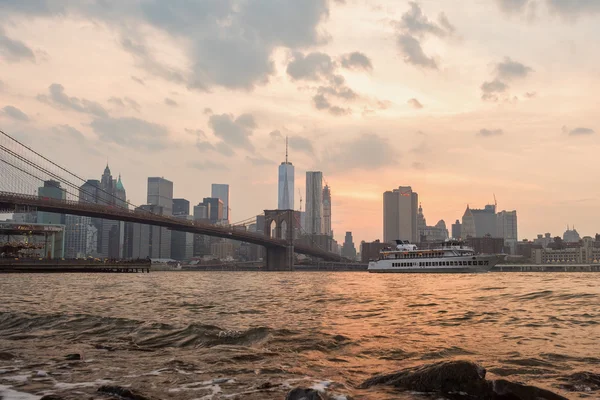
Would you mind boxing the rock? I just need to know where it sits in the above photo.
[359,360,488,394]
[64,353,81,361]
[40,395,65,400]
[359,360,567,400]
[285,388,326,400]
[492,379,568,400]
[97,385,155,400]
[559,371,600,392]
[0,352,16,360]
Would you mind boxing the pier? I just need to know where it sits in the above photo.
[492,264,600,272]
[0,259,150,273]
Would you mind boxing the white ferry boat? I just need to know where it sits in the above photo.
[368,240,502,273]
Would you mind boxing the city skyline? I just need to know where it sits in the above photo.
[1,1,599,244]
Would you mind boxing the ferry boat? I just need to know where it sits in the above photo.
[368,239,502,273]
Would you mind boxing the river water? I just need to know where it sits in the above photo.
[0,272,598,399]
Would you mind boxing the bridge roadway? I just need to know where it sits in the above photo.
[0,191,343,262]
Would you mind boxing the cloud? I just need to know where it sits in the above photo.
[478,128,504,137]
[497,57,534,80]
[525,91,537,98]
[396,34,437,69]
[286,51,335,81]
[481,57,533,102]
[412,162,426,170]
[108,96,141,112]
[546,0,600,17]
[269,130,283,139]
[246,155,276,166]
[188,161,229,171]
[164,97,178,107]
[90,116,170,150]
[312,94,351,116]
[0,1,328,90]
[37,83,109,118]
[496,0,530,14]
[340,52,373,71]
[565,126,595,136]
[52,125,87,144]
[120,37,187,86]
[407,98,423,109]
[0,26,35,62]
[131,76,145,85]
[2,105,30,121]
[481,79,509,101]
[393,2,455,69]
[208,113,256,151]
[325,133,398,172]
[399,2,455,38]
[289,135,315,155]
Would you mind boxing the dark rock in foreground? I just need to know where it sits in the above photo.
[97,385,155,400]
[40,395,65,400]
[64,353,81,361]
[285,388,326,400]
[360,360,567,399]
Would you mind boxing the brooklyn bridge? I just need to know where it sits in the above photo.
[0,130,346,270]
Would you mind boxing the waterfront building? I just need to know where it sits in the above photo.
[341,231,357,260]
[532,237,600,264]
[171,214,194,261]
[533,233,553,248]
[383,186,418,243]
[465,236,505,255]
[211,184,230,222]
[360,240,388,263]
[64,215,96,258]
[305,171,323,235]
[323,185,332,237]
[278,137,294,210]
[211,239,234,260]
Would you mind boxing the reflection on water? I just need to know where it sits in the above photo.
[0,272,598,399]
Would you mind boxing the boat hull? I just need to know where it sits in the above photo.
[368,255,501,273]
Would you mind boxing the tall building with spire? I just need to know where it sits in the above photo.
[278,136,295,210]
[322,185,332,237]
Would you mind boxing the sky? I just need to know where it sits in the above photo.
[0,0,599,245]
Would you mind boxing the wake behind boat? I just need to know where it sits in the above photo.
[368,239,502,273]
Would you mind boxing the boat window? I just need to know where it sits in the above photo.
[479,261,483,266]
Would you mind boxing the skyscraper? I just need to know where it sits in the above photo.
[37,180,66,225]
[173,198,190,216]
[497,210,518,253]
[211,184,230,222]
[202,197,224,224]
[341,231,357,260]
[462,204,497,238]
[147,177,173,258]
[278,137,294,210]
[383,186,418,243]
[305,171,323,235]
[322,185,332,236]
[452,219,462,239]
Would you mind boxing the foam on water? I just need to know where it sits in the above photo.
[0,385,40,400]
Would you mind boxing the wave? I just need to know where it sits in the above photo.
[0,311,276,349]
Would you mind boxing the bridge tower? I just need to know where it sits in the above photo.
[263,209,296,271]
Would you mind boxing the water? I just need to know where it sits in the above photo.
[0,272,598,399]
